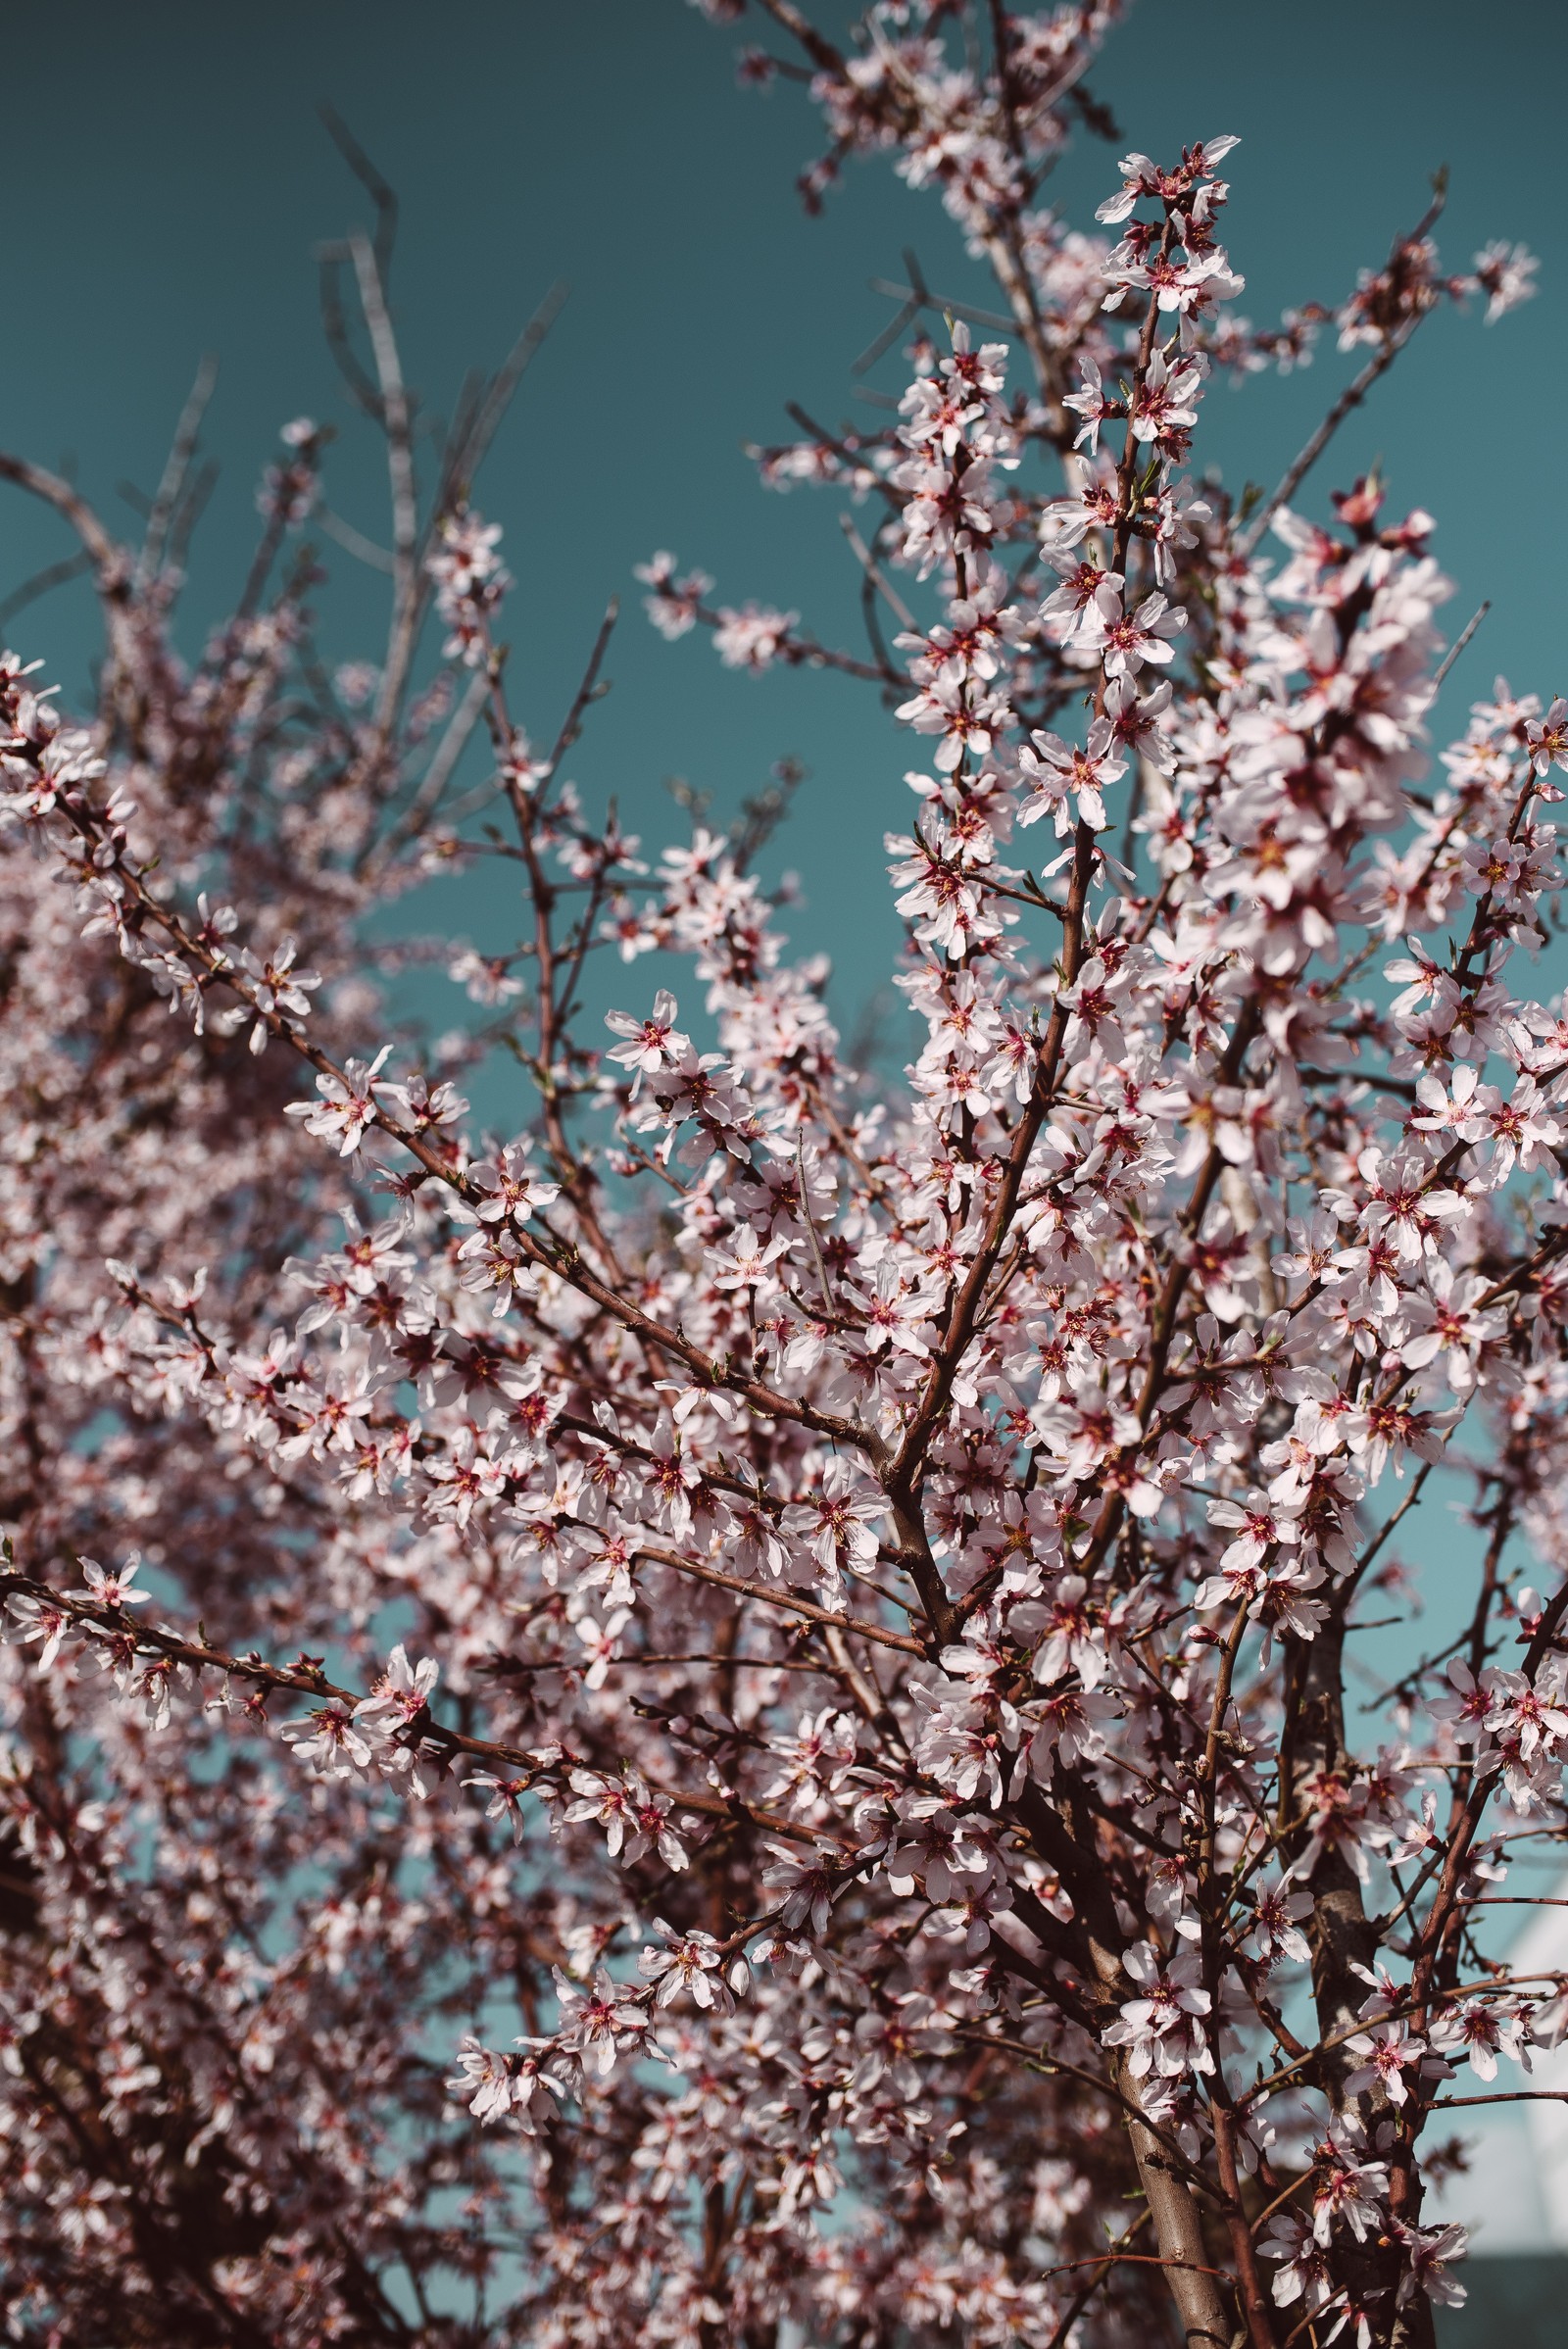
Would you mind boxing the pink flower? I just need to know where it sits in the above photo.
[283,1047,393,1155]
[74,1554,150,1610]
[1343,2019,1428,2106]
[1077,583,1187,677]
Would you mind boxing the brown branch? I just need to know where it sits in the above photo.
[1238,173,1449,557]
[0,1570,827,1846]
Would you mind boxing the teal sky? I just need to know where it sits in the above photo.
[3,0,1564,1044]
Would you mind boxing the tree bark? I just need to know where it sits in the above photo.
[1108,2050,1233,2348]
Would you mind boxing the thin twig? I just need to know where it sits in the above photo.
[635,1544,922,1657]
[373,666,493,867]
[1239,174,1448,557]
[840,514,916,629]
[537,600,619,790]
[319,103,399,281]
[351,231,420,739]
[1432,600,1491,692]
[0,551,94,632]
[448,283,568,501]
[1239,331,1414,558]
[316,507,397,574]
[796,1125,837,1314]
[1042,2209,1153,2349]
[140,355,219,583]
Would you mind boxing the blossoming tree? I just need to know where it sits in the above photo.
[0,4,1557,2343]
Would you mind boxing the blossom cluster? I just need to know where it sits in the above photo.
[0,8,1555,2348]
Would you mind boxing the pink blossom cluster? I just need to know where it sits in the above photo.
[0,7,1555,2347]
